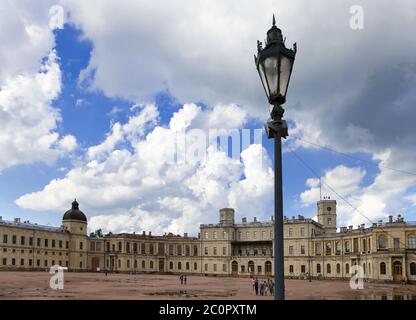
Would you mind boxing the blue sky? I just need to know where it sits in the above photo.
[1,1,416,235]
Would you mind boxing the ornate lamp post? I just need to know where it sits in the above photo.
[254,14,297,300]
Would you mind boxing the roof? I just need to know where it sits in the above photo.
[63,199,87,222]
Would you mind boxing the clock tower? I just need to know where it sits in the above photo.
[317,198,337,233]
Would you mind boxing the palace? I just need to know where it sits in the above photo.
[1,199,416,282]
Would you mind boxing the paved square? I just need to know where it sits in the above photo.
[0,272,416,300]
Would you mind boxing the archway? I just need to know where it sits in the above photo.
[248,261,255,275]
[393,261,403,281]
[265,261,272,276]
[231,261,238,275]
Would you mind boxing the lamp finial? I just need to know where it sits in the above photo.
[272,14,276,26]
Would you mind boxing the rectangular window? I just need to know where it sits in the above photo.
[222,247,226,255]
[169,244,174,255]
[29,259,32,266]
[37,238,41,247]
[213,264,217,272]
[59,240,62,248]
[289,246,294,255]
[44,260,48,267]
[44,239,48,247]
[289,228,293,237]
[204,232,209,239]
[213,247,217,255]
[262,231,266,239]
[3,234,7,244]
[21,236,25,245]
[12,235,17,244]
[301,245,305,255]
[185,245,190,256]
[52,240,56,248]
[20,259,24,266]
[289,265,294,273]
[80,242,83,250]
[158,243,164,255]
[204,264,208,271]
[223,264,227,272]
[301,265,306,273]
[176,245,181,256]
[253,232,257,239]
[37,260,40,267]
[394,238,400,249]
[204,247,208,255]
[2,258,6,265]
[12,258,16,266]
[300,227,305,237]
[29,237,33,246]
[213,231,217,239]
[66,241,69,249]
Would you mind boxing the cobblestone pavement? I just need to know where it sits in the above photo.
[0,272,415,300]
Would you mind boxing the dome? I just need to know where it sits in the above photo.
[63,199,87,222]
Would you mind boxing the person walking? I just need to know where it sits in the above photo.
[269,279,274,295]
[259,280,264,296]
[251,278,255,292]
[180,274,184,285]
[254,278,259,295]
[184,275,187,285]
[264,281,269,296]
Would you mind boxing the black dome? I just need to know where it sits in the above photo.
[63,200,87,222]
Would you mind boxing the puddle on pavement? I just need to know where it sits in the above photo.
[145,290,236,298]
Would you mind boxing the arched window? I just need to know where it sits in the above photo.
[150,261,154,269]
[410,262,416,275]
[345,263,350,274]
[194,262,198,270]
[127,260,130,269]
[186,262,190,270]
[142,260,145,269]
[325,242,332,256]
[316,263,321,274]
[169,261,173,270]
[315,243,322,255]
[118,259,121,268]
[379,235,386,249]
[326,264,331,274]
[178,262,182,270]
[345,241,350,253]
[408,235,416,249]
[336,264,341,274]
[380,262,386,275]
[134,260,137,268]
[336,242,341,255]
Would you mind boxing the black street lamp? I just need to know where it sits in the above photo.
[254,14,297,300]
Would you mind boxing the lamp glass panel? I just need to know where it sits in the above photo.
[279,55,292,97]
[264,56,278,96]
[258,62,270,98]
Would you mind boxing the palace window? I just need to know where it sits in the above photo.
[3,235,7,244]
[325,242,332,256]
[213,264,217,272]
[150,261,153,269]
[223,247,226,255]
[169,244,174,255]
[326,264,331,274]
[380,262,386,275]
[315,243,322,255]
[317,264,321,274]
[379,235,386,249]
[301,265,306,273]
[346,263,350,274]
[204,247,208,255]
[127,260,130,269]
[410,262,416,275]
[194,262,198,270]
[205,264,208,272]
[142,260,145,269]
[300,245,305,255]
[223,231,227,239]
[289,265,294,273]
[13,235,17,244]
[170,262,173,270]
[394,238,400,249]
[408,235,416,249]
[177,245,181,256]
[336,264,341,274]
[44,239,48,247]
[204,232,209,239]
[158,243,164,255]
[134,243,138,253]
[262,231,266,239]
[253,232,257,239]
[223,264,227,272]
[59,240,62,248]
[21,236,25,245]
[185,245,190,256]
[118,242,122,252]
[186,262,189,270]
[126,242,130,253]
[327,217,332,225]
[289,246,294,255]
[141,243,146,254]
[289,228,293,237]
[213,231,217,239]
[300,227,305,237]
[213,247,217,255]
[193,246,198,256]
[336,241,341,255]
[2,258,6,265]
[246,232,250,239]
[345,241,350,253]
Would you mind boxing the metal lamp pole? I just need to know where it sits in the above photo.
[255,15,297,300]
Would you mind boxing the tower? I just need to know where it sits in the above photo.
[317,199,337,233]
[219,208,235,225]
[63,200,88,270]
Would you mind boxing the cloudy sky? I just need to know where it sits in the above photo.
[1,0,416,235]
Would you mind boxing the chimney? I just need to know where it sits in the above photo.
[340,227,347,233]
[254,217,257,222]
[242,217,247,223]
[149,231,152,236]
[388,216,393,223]
[142,231,146,236]
[14,218,21,224]
[378,220,383,227]
[360,224,365,229]
[372,223,377,228]
[184,233,188,238]
[348,226,353,232]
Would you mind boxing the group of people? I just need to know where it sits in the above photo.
[179,274,188,285]
[251,278,274,296]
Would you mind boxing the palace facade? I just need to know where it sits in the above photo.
[1,199,416,282]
